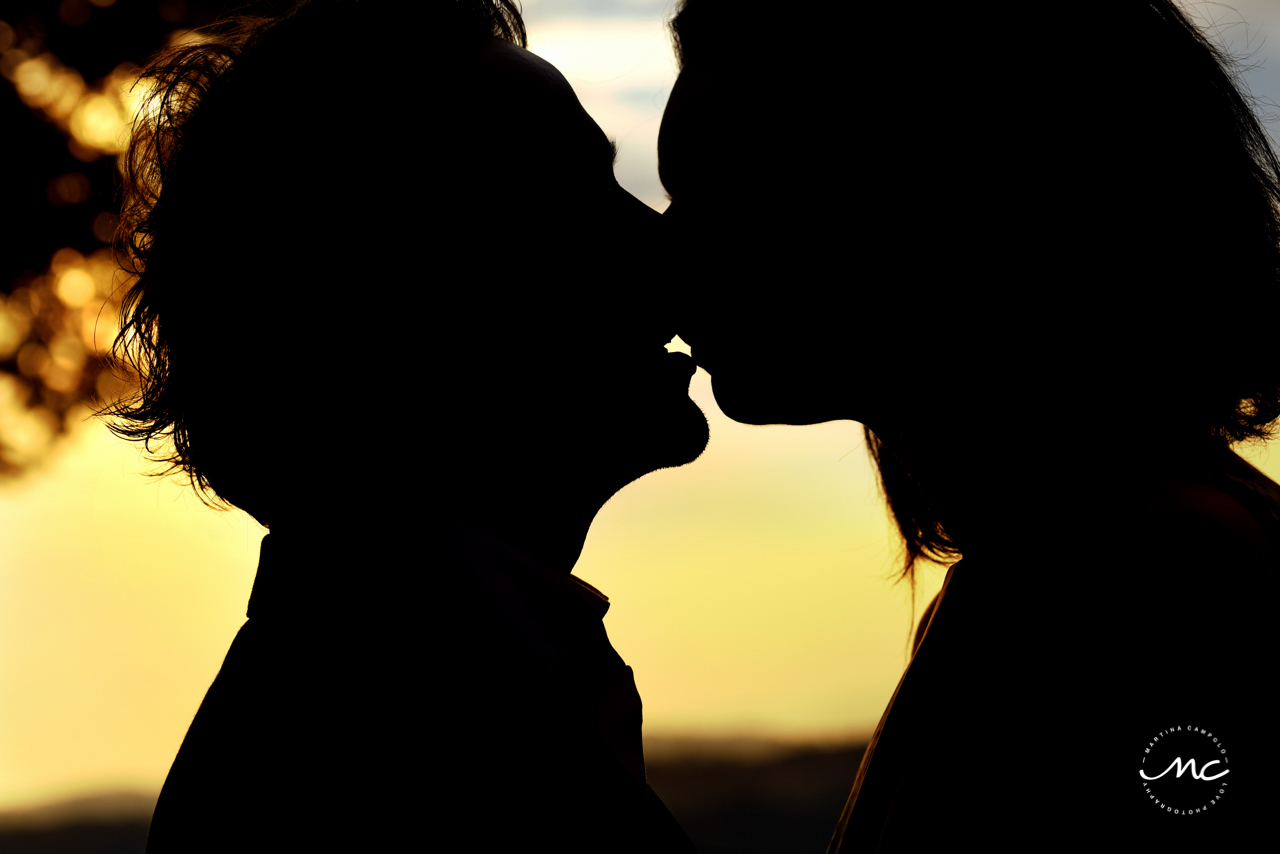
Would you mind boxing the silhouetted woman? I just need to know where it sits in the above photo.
[659,1,1280,849]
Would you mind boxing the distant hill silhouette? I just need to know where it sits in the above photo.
[0,791,153,854]
[0,740,865,853]
[646,738,867,854]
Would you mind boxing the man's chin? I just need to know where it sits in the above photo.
[667,402,712,467]
[633,397,711,473]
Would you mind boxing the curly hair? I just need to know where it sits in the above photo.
[102,0,526,518]
[869,1,1280,578]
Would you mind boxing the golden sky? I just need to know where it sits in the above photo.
[4,369,1278,811]
[0,365,931,810]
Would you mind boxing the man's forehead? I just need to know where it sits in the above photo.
[473,38,579,103]
[462,37,609,167]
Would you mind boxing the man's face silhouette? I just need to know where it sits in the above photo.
[656,60,861,428]
[231,40,705,539]
[436,40,708,536]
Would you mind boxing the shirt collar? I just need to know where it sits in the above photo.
[443,519,611,622]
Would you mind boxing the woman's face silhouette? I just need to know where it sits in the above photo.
[658,61,873,428]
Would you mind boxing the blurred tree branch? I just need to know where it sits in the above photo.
[0,0,268,478]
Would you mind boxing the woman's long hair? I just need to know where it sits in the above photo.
[670,0,1280,584]
[869,1,1280,582]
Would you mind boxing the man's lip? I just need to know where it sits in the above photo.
[666,349,696,380]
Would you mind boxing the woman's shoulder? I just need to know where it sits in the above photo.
[1164,445,1276,516]
[1138,447,1279,566]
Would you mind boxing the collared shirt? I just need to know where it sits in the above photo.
[146,523,695,852]
[439,521,695,851]
[443,521,648,787]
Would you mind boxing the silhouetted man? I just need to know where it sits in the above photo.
[105,2,706,850]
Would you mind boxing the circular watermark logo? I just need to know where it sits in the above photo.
[1139,725,1230,815]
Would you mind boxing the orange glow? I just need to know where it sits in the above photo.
[69,92,127,153]
[55,269,95,309]
[165,28,211,49]
[46,333,87,386]
[1,45,142,162]
[11,55,52,99]
[16,342,49,379]
[26,246,134,362]
[0,376,56,461]
[82,309,119,355]
[0,297,30,360]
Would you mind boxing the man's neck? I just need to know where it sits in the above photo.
[444,484,604,574]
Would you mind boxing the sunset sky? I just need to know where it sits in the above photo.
[4,0,1280,814]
